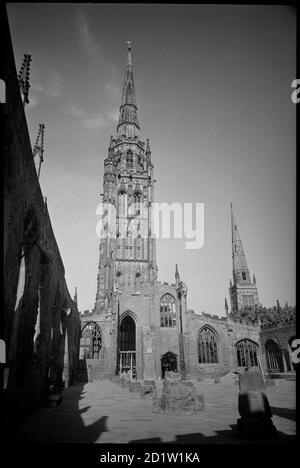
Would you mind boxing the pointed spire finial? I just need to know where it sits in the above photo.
[175,263,180,284]
[146,138,151,154]
[108,135,114,158]
[74,287,78,306]
[126,41,132,66]
[18,53,32,107]
[32,123,45,179]
[117,42,139,137]
[225,297,229,316]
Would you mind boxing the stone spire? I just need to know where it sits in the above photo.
[175,263,180,285]
[231,203,251,285]
[117,42,140,139]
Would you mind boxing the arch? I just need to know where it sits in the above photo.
[117,190,127,217]
[197,325,219,364]
[118,314,136,378]
[235,339,259,367]
[160,293,177,328]
[80,322,102,359]
[161,351,178,378]
[265,339,284,373]
[119,315,136,351]
[126,150,133,169]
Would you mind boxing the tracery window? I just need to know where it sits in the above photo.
[80,322,102,359]
[198,326,219,363]
[242,271,247,280]
[236,339,258,367]
[265,339,284,372]
[118,190,127,217]
[126,151,133,169]
[160,294,177,327]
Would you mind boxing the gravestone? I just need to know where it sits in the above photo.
[237,367,277,438]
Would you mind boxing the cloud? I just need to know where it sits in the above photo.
[27,71,63,111]
[104,82,121,99]
[107,109,119,123]
[82,114,107,129]
[46,72,63,99]
[67,104,117,130]
[75,8,103,67]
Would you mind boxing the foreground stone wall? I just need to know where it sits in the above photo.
[1,7,81,425]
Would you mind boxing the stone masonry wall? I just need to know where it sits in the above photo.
[1,7,81,427]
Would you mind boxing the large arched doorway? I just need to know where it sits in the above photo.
[161,351,177,378]
[266,339,284,373]
[80,322,102,359]
[118,315,136,379]
[235,339,259,367]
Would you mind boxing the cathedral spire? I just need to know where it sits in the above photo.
[117,42,140,139]
[175,263,180,285]
[231,203,251,285]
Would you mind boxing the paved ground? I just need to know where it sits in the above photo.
[11,375,296,444]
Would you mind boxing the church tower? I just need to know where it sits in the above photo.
[229,203,259,312]
[94,42,157,314]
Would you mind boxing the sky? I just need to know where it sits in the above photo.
[7,4,296,315]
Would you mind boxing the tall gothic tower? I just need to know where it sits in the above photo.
[94,42,157,314]
[229,203,259,312]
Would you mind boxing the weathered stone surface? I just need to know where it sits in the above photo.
[160,380,205,414]
[238,391,272,419]
[3,9,81,430]
[239,367,265,393]
[129,382,142,392]
[141,380,156,399]
[152,389,161,413]
[237,368,277,438]
[165,371,181,381]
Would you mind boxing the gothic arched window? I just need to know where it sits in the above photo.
[265,339,284,373]
[160,294,177,327]
[133,191,142,216]
[242,271,247,280]
[198,326,219,363]
[118,190,127,217]
[235,339,258,367]
[126,150,133,169]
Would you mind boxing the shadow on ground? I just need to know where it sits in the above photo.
[130,425,296,445]
[271,407,296,422]
[4,383,108,443]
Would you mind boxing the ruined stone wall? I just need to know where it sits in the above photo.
[1,7,81,425]
[260,325,296,372]
[184,310,261,379]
